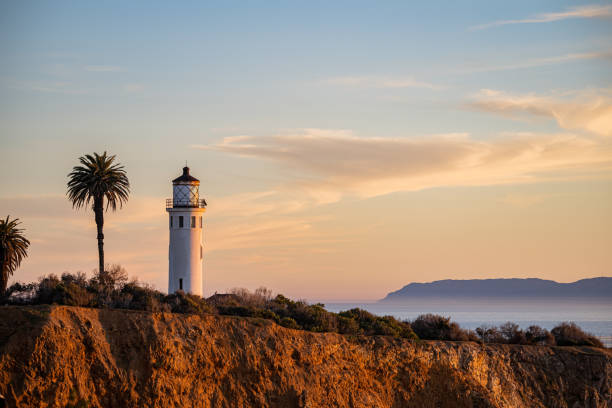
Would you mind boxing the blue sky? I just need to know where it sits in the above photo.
[1,1,611,300]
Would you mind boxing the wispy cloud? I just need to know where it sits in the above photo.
[470,89,612,137]
[4,79,88,95]
[457,50,612,73]
[470,4,612,30]
[195,129,612,201]
[84,65,123,72]
[324,76,443,90]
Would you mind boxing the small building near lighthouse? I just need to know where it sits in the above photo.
[166,166,206,296]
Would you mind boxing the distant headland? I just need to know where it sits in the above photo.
[381,277,612,302]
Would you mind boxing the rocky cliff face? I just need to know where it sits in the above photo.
[0,306,610,407]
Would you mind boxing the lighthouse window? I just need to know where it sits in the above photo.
[170,216,173,228]
[178,216,184,228]
[191,216,196,228]
[179,278,183,290]
[199,216,202,228]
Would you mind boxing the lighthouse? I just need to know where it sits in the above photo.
[166,166,206,296]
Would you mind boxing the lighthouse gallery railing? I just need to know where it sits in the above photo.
[166,198,207,209]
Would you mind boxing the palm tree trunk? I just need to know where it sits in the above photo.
[0,249,6,295]
[94,196,104,274]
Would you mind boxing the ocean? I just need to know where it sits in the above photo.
[325,297,612,347]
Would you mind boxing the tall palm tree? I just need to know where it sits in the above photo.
[67,152,130,274]
[0,216,30,294]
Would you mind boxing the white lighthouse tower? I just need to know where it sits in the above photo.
[166,166,206,296]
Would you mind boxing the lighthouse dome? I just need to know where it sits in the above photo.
[172,166,199,184]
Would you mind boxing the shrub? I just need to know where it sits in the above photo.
[207,293,241,307]
[476,326,505,343]
[272,294,293,307]
[338,309,417,339]
[280,317,300,329]
[339,309,378,334]
[229,287,272,308]
[217,305,257,317]
[164,291,214,315]
[412,314,472,341]
[118,281,167,312]
[337,315,360,335]
[3,271,603,348]
[525,325,555,346]
[58,273,93,307]
[290,302,338,332]
[255,308,280,322]
[499,322,527,345]
[35,274,62,304]
[88,264,128,307]
[551,322,603,348]
[92,264,128,290]
[59,283,94,307]
[61,272,88,288]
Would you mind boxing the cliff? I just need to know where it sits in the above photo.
[0,306,610,408]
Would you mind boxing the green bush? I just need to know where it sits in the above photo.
[551,322,603,348]
[35,274,62,304]
[58,283,94,307]
[164,291,214,315]
[412,314,474,341]
[280,317,300,329]
[217,305,257,317]
[3,271,603,348]
[338,308,417,339]
[337,315,360,335]
[255,308,280,322]
[118,282,167,312]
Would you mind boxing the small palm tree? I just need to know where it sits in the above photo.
[0,216,31,294]
[67,152,130,274]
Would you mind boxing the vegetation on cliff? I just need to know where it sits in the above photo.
[0,305,610,408]
[1,266,604,348]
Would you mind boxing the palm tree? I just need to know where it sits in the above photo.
[67,152,130,274]
[0,216,31,294]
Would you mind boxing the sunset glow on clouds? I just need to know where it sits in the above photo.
[198,129,612,200]
[1,1,611,300]
[471,89,612,137]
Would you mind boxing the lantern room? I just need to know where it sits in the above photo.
[169,166,206,208]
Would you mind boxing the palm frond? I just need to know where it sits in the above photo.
[0,216,30,290]
[67,151,130,211]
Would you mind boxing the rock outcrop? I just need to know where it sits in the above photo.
[0,306,610,407]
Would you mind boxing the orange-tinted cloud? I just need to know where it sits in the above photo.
[196,129,612,201]
[470,89,612,137]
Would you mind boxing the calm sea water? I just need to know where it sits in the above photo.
[325,297,612,347]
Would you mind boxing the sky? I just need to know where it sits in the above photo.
[0,1,611,301]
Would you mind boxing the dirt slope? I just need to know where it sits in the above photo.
[0,305,610,407]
